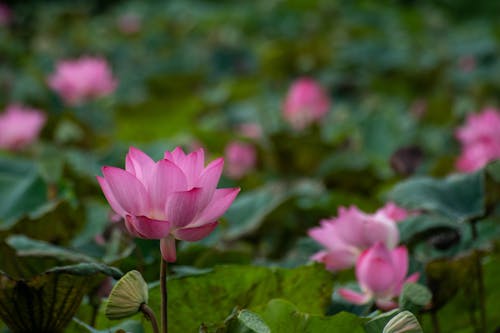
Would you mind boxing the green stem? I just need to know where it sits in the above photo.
[161,259,168,333]
[140,303,160,333]
[470,222,486,332]
[430,310,440,333]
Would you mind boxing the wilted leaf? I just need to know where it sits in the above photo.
[0,263,122,333]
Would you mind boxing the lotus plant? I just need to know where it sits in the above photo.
[338,242,419,310]
[0,104,46,151]
[48,56,118,106]
[283,77,331,130]
[308,204,403,271]
[98,146,239,333]
[456,108,500,172]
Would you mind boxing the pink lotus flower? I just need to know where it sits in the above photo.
[224,141,257,179]
[0,3,11,27]
[338,243,419,310]
[0,104,46,150]
[455,108,500,172]
[97,147,240,262]
[375,202,409,222]
[308,206,399,271]
[48,57,118,106]
[283,77,331,130]
[238,123,263,140]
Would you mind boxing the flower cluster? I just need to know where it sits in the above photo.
[309,202,417,309]
[456,108,500,172]
[97,147,240,262]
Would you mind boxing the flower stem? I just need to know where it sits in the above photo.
[140,303,160,333]
[470,221,486,332]
[161,259,168,333]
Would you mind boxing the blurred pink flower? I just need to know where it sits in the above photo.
[459,55,476,73]
[375,202,409,222]
[117,13,141,34]
[224,141,257,179]
[338,243,419,310]
[97,147,240,262]
[308,205,399,271]
[0,3,11,27]
[0,104,46,150]
[48,56,118,106]
[238,123,262,140]
[455,108,500,172]
[283,77,331,130]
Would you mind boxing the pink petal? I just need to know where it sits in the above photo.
[338,288,370,305]
[316,247,359,271]
[192,188,240,227]
[160,236,177,262]
[124,215,142,237]
[375,299,398,310]
[165,188,203,228]
[174,222,218,241]
[175,148,205,186]
[149,159,187,214]
[335,206,370,247]
[404,272,420,284]
[196,158,224,207]
[125,147,155,183]
[363,218,399,249]
[356,243,396,294]
[308,220,346,250]
[390,246,409,283]
[97,176,126,217]
[125,215,171,239]
[102,166,149,215]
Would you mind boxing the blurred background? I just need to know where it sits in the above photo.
[1,1,500,332]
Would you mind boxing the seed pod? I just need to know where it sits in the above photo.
[105,270,149,320]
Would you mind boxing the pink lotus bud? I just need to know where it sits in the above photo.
[48,56,118,106]
[117,13,141,34]
[455,108,500,172]
[338,243,419,310]
[459,55,476,73]
[0,3,11,27]
[375,202,410,222]
[0,104,46,150]
[224,141,257,179]
[97,147,240,262]
[308,205,399,271]
[283,77,331,130]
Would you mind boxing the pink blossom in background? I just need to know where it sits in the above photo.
[338,242,419,310]
[308,205,399,271]
[48,56,118,106]
[283,77,331,130]
[117,13,141,34]
[0,3,11,27]
[455,108,500,172]
[238,123,262,140]
[375,202,409,222]
[0,105,46,150]
[97,147,240,262]
[224,141,257,179]
[459,55,476,73]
